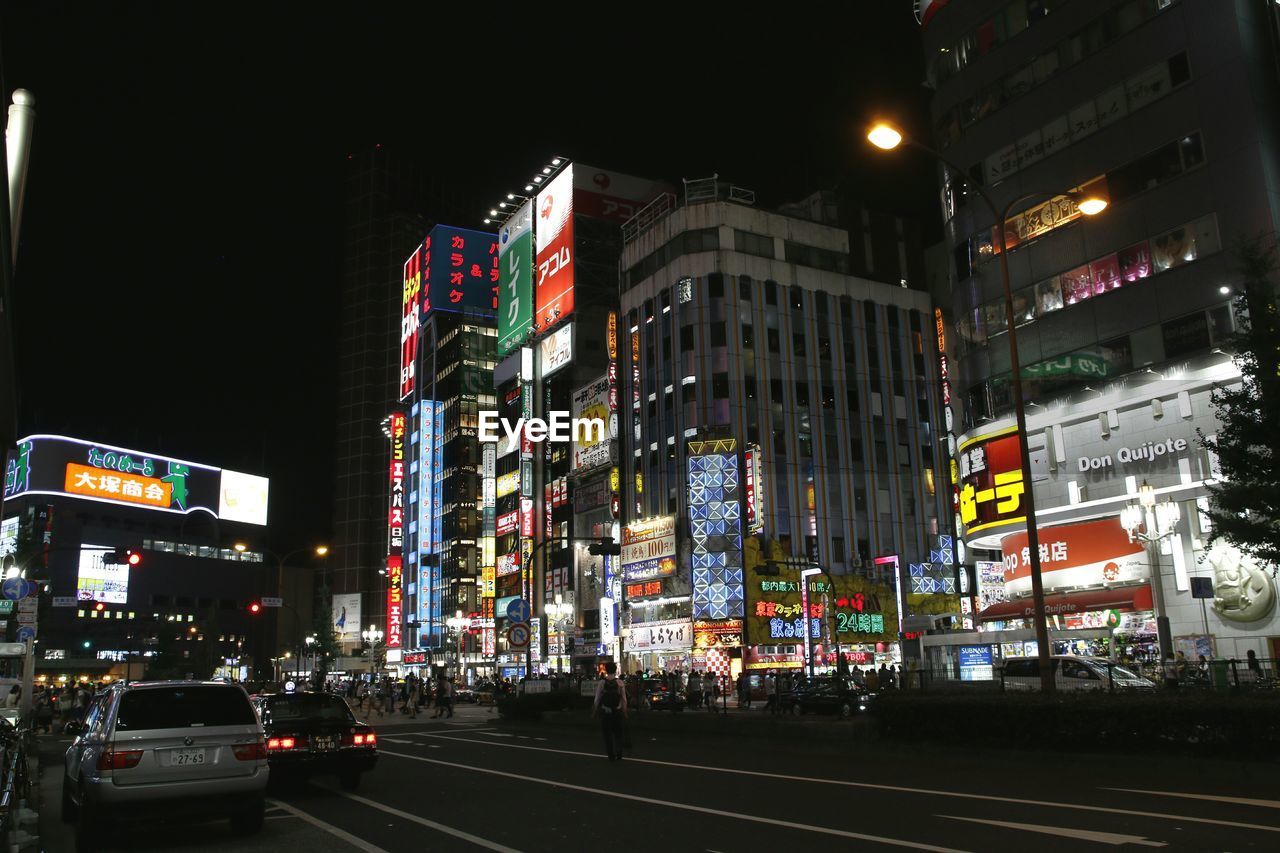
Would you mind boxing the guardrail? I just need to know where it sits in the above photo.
[897,657,1280,694]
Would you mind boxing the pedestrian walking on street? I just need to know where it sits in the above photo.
[737,672,750,709]
[593,661,628,761]
[408,676,420,719]
[765,673,778,714]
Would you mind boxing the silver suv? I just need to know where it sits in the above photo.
[62,681,268,852]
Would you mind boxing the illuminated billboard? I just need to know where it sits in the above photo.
[572,165,668,224]
[497,201,534,357]
[4,435,268,525]
[687,439,745,620]
[386,556,403,653]
[957,422,1026,542]
[77,545,128,604]
[331,593,361,643]
[387,412,406,556]
[622,516,677,581]
[422,224,499,315]
[400,246,422,400]
[535,164,574,330]
[571,375,611,471]
[539,323,573,377]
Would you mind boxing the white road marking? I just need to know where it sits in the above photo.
[938,815,1166,847]
[418,734,1280,835]
[381,737,413,743]
[266,814,296,821]
[268,799,391,853]
[380,749,968,852]
[1101,788,1280,809]
[329,787,521,852]
[428,744,441,749]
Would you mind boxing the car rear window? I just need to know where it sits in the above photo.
[265,694,354,723]
[116,686,256,730]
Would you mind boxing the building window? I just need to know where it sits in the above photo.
[734,230,775,259]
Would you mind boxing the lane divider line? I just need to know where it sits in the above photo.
[380,749,968,853]
[413,734,1280,835]
[323,785,521,853]
[1100,788,1280,809]
[937,815,1166,847]
[267,799,392,853]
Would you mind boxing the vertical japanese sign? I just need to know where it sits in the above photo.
[535,164,574,330]
[387,412,406,556]
[498,200,534,357]
[386,556,403,653]
[400,248,422,401]
[957,423,1027,540]
[744,444,764,534]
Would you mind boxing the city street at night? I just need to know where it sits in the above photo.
[37,707,1278,852]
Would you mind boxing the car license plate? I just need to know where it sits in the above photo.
[170,748,205,766]
[312,736,335,752]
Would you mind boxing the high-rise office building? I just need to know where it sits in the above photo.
[617,177,953,680]
[922,0,1280,663]
[331,148,429,638]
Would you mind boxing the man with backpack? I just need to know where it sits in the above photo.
[592,661,629,761]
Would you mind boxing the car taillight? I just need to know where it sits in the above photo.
[233,740,267,761]
[266,736,308,751]
[97,748,143,771]
[345,730,377,747]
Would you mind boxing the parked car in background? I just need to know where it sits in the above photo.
[1002,656,1156,691]
[794,677,873,717]
[62,681,268,852]
[252,691,378,790]
[639,680,686,711]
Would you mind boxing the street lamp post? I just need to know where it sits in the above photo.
[544,596,572,675]
[1119,481,1181,663]
[868,122,1108,693]
[445,610,467,681]
[361,625,384,682]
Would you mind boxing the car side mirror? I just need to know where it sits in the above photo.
[65,722,84,736]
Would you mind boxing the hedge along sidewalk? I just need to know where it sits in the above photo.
[871,691,1280,760]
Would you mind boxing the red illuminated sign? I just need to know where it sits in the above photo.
[535,166,575,328]
[400,249,421,401]
[958,425,1026,538]
[386,556,403,650]
[387,412,406,555]
[626,581,663,598]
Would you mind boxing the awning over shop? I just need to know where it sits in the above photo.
[978,584,1152,622]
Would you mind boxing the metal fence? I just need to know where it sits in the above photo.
[899,657,1279,694]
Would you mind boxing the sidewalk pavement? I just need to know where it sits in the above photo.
[341,698,498,726]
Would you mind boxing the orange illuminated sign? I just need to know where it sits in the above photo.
[64,463,171,509]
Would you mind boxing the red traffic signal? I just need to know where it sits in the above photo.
[104,549,143,567]
[248,602,262,614]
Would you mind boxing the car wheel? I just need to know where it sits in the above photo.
[840,702,853,718]
[61,774,78,823]
[339,770,362,792]
[230,798,265,835]
[74,781,103,852]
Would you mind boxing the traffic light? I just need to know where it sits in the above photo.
[104,549,142,567]
[587,539,621,556]
[248,601,262,615]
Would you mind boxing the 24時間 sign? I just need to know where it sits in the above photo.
[957,423,1026,540]
[386,556,403,650]
[387,412,406,556]
[535,164,574,330]
[3,435,268,526]
[497,200,534,357]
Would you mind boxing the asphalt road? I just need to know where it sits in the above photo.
[37,703,1279,852]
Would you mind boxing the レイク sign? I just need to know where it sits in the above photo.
[497,200,534,357]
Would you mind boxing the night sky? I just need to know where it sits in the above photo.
[1,2,936,550]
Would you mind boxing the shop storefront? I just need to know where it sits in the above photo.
[956,361,1280,663]
[624,617,692,673]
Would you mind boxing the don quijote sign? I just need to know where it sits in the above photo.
[1077,437,1190,473]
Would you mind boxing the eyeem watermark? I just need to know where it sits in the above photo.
[478,411,606,444]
